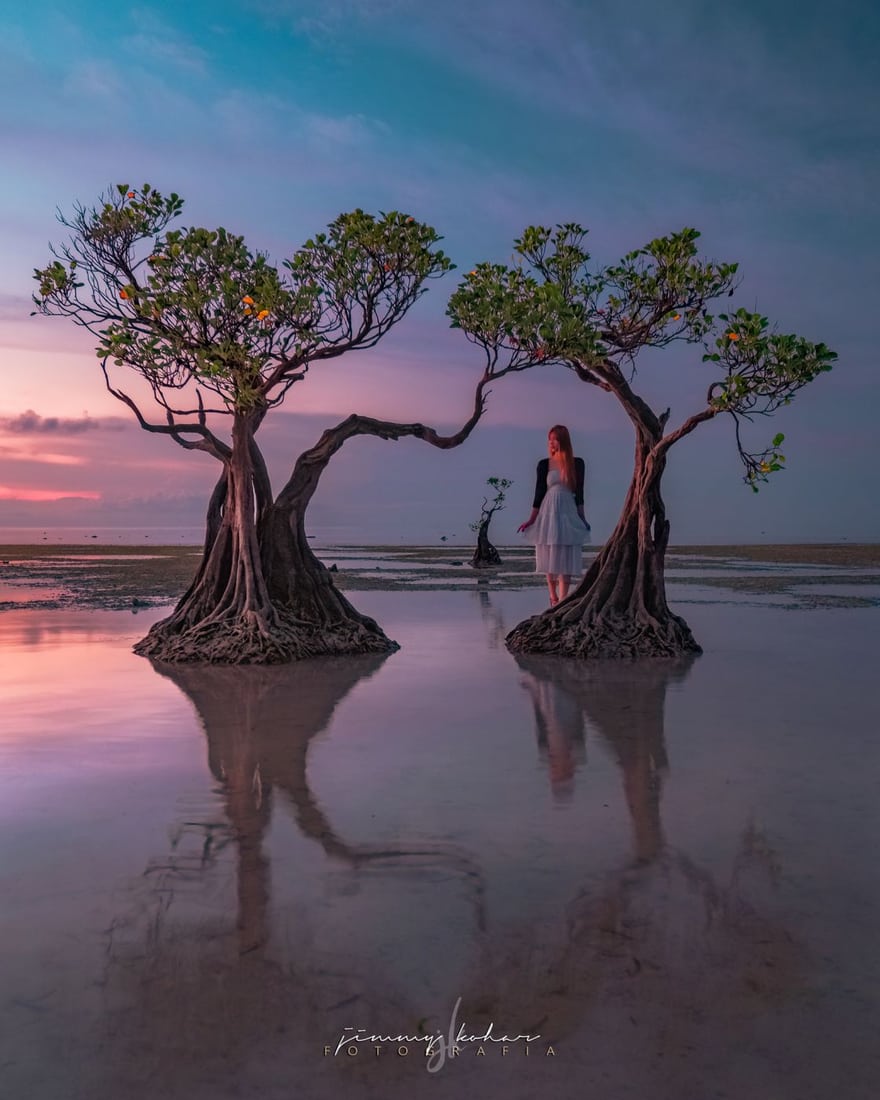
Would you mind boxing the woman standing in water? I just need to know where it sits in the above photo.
[517,425,590,607]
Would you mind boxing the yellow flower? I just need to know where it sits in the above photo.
[672,314,681,320]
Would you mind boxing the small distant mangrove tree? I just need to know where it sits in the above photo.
[470,476,512,568]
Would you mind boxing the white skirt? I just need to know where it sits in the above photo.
[524,484,590,578]
[535,543,584,577]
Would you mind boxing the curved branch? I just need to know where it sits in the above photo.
[315,383,489,456]
[571,362,614,391]
[151,384,230,418]
[597,359,664,440]
[101,360,231,462]
[274,372,492,509]
[655,407,718,458]
[258,275,430,398]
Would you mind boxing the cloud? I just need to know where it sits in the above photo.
[254,0,879,217]
[0,410,125,434]
[253,0,404,41]
[303,110,390,148]
[0,446,87,466]
[120,9,209,74]
[0,294,33,322]
[64,60,125,101]
[0,486,101,502]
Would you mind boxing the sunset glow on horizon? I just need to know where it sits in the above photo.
[0,487,102,502]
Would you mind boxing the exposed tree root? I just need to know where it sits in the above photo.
[506,605,701,659]
[134,608,398,665]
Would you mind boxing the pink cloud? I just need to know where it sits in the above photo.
[0,486,101,502]
[0,446,87,466]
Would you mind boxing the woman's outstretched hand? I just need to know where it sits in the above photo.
[517,520,534,533]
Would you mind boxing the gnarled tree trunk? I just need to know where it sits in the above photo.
[507,411,701,659]
[471,518,502,569]
[136,384,491,664]
[135,415,395,663]
[136,411,315,663]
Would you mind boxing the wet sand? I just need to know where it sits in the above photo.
[1,543,879,610]
[1,558,879,1098]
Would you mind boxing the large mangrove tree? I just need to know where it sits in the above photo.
[448,224,836,657]
[33,184,525,663]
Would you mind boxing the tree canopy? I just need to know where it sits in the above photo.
[34,183,452,454]
[448,224,835,489]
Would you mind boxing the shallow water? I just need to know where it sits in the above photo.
[0,593,878,1099]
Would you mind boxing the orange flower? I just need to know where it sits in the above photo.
[727,332,740,341]
[383,263,392,271]
[244,307,253,315]
[257,309,269,320]
[242,295,255,305]
[119,289,129,300]
[468,270,477,276]
[672,314,681,320]
[126,191,135,198]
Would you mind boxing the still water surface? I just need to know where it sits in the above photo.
[0,592,878,1099]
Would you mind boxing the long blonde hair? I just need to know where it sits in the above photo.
[549,425,576,491]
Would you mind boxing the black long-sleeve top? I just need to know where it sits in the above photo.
[532,457,585,509]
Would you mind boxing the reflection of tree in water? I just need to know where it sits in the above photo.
[101,656,487,1097]
[472,585,506,649]
[99,646,807,1094]
[518,656,683,851]
[462,655,806,1059]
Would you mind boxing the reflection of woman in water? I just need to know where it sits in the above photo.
[519,669,586,799]
[517,425,590,607]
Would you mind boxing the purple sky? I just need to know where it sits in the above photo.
[1,1,878,543]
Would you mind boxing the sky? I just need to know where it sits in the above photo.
[1,0,878,544]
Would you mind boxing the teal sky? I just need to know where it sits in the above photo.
[1,0,877,541]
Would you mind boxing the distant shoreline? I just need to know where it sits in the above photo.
[1,543,879,614]
[1,542,879,566]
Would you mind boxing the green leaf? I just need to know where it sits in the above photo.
[772,432,785,446]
